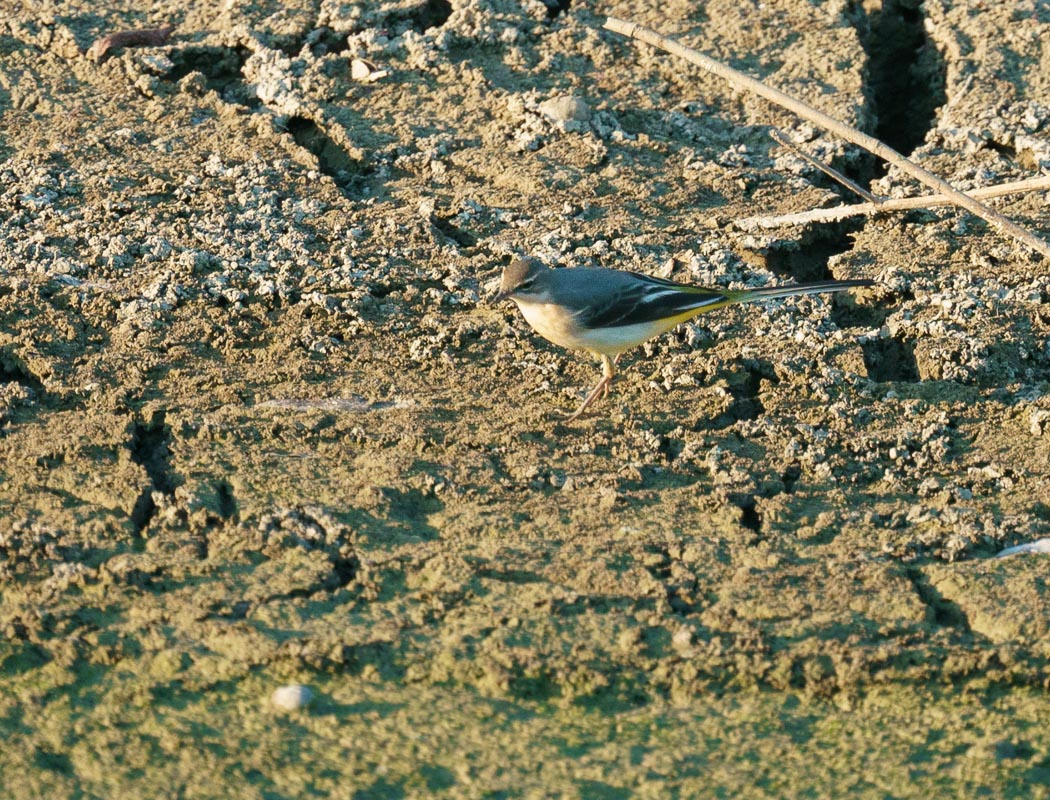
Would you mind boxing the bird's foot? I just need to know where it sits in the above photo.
[557,375,613,422]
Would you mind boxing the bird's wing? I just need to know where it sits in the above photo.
[575,270,730,328]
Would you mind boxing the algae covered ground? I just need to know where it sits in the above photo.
[2,0,1050,797]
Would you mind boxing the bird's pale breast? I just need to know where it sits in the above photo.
[514,298,681,356]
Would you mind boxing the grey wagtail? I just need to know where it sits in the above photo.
[494,257,873,420]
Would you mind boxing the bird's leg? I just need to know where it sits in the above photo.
[601,354,622,398]
[560,354,616,421]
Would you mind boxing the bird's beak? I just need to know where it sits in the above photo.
[490,289,510,305]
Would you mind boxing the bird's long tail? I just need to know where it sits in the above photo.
[731,278,874,305]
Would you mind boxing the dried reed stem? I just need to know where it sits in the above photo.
[738,175,1050,229]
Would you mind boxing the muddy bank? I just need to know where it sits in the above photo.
[1,0,1049,796]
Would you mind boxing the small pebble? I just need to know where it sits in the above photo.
[351,58,389,82]
[538,95,591,125]
[271,684,314,711]
[672,628,693,651]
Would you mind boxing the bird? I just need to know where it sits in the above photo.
[493,257,873,421]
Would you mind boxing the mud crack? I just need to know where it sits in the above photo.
[712,359,776,429]
[855,0,946,158]
[214,480,237,521]
[165,45,254,106]
[729,493,763,534]
[861,335,920,383]
[543,0,572,20]
[128,410,177,536]
[906,566,973,633]
[285,115,362,195]
[410,0,453,32]
[0,347,45,394]
[759,224,860,283]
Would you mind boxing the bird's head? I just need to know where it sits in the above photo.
[492,257,549,303]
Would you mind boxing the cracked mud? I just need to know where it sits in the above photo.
[2,1,1050,797]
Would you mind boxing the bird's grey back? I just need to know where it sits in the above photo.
[542,267,640,308]
[543,267,730,328]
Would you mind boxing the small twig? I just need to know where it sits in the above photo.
[603,16,1050,260]
[769,129,883,204]
[737,175,1050,229]
[87,24,175,62]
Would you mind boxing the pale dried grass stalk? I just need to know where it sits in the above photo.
[738,175,1050,229]
[768,128,883,205]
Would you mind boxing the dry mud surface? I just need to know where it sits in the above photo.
[2,0,1050,797]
